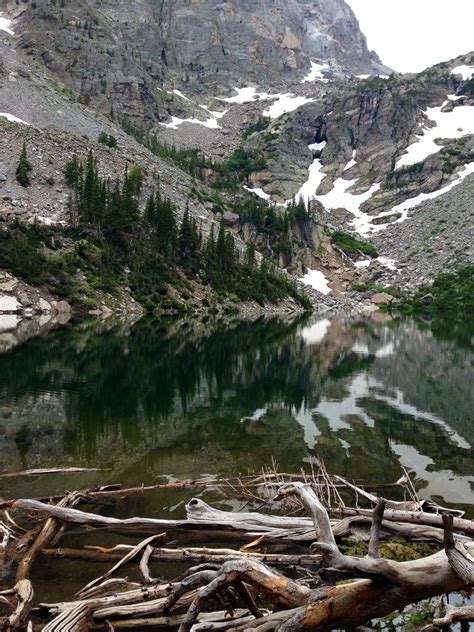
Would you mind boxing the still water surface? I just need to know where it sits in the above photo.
[0,313,472,517]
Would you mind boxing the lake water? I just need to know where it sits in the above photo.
[0,312,473,601]
[1,312,472,517]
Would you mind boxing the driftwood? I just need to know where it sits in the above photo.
[41,603,90,631]
[431,604,474,627]
[40,546,323,568]
[2,469,473,631]
[5,580,34,631]
[0,468,109,479]
[168,483,473,632]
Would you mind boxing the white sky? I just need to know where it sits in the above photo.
[345,0,474,73]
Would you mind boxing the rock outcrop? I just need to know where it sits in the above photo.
[9,0,388,125]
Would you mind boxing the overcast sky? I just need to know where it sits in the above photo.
[345,0,474,73]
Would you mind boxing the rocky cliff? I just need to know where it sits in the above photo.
[6,0,388,125]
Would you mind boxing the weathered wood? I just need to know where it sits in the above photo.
[333,506,474,536]
[368,499,385,558]
[16,494,79,583]
[40,545,322,568]
[88,609,258,630]
[40,583,178,617]
[432,604,474,627]
[76,533,164,598]
[175,483,473,632]
[0,468,108,479]
[139,545,156,585]
[443,514,474,584]
[333,475,422,511]
[7,579,34,631]
[41,603,90,631]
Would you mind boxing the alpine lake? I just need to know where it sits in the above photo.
[0,311,472,601]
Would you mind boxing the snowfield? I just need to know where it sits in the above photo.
[451,65,474,80]
[299,269,332,295]
[396,101,474,168]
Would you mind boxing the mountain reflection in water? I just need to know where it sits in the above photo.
[0,314,472,515]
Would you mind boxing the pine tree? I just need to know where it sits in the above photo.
[144,191,156,226]
[244,243,256,270]
[216,217,226,268]
[16,143,32,187]
[178,205,201,274]
[63,155,80,188]
[155,195,177,256]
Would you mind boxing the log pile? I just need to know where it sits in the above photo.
[0,468,472,630]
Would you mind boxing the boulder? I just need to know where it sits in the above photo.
[371,292,395,305]
[223,211,240,226]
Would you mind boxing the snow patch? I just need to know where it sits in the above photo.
[160,115,221,130]
[243,185,271,201]
[172,89,190,101]
[343,149,357,171]
[396,102,474,168]
[365,161,474,232]
[0,112,30,126]
[0,15,14,36]
[300,61,330,83]
[378,256,398,271]
[301,319,331,345]
[308,140,327,152]
[263,94,315,119]
[356,74,370,80]
[219,87,264,104]
[451,65,474,81]
[353,259,371,269]
[299,269,332,295]
[198,104,229,119]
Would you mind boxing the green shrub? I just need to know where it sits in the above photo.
[98,132,117,148]
[331,230,378,257]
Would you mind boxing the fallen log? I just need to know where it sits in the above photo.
[41,603,90,631]
[16,493,80,583]
[88,609,259,630]
[431,604,474,627]
[170,483,473,632]
[332,506,474,537]
[6,579,34,631]
[40,546,322,568]
[0,468,109,479]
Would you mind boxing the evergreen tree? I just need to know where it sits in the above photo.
[144,191,156,226]
[63,155,81,188]
[155,195,177,256]
[244,243,256,270]
[16,143,32,187]
[178,205,201,274]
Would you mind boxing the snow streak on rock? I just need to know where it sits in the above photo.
[0,15,14,36]
[0,113,30,125]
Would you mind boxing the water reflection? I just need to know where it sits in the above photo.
[0,313,472,512]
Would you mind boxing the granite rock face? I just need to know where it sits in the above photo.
[13,0,387,125]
